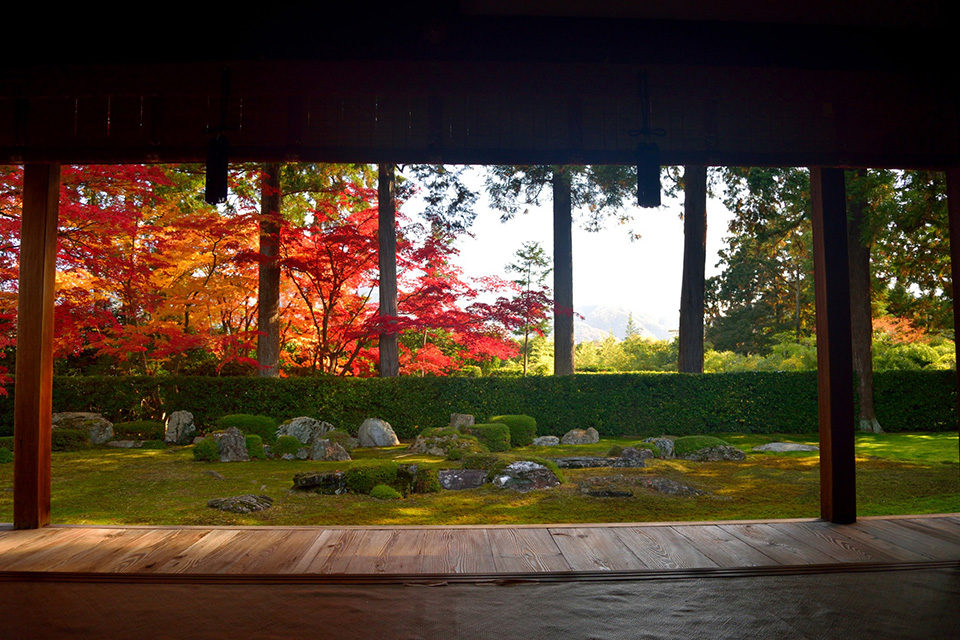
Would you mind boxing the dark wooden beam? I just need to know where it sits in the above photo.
[810,167,856,524]
[678,165,707,373]
[553,167,574,376]
[13,163,59,530]
[947,168,960,470]
[378,163,399,377]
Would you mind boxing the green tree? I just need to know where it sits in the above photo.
[505,241,552,376]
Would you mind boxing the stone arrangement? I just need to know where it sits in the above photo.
[358,418,400,447]
[164,411,196,445]
[52,412,114,445]
[560,427,600,445]
[753,442,819,452]
[491,461,561,492]
[207,495,273,513]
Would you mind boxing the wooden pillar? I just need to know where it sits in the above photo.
[13,164,60,529]
[678,165,707,373]
[810,167,856,524]
[553,167,575,376]
[378,163,399,377]
[946,169,960,468]
[256,162,281,377]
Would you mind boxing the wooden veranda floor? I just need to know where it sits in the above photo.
[1,514,958,581]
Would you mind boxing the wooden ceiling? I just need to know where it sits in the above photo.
[1,2,957,167]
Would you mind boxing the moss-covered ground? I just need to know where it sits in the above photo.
[0,432,955,526]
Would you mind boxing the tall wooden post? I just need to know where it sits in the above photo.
[553,167,575,376]
[378,163,399,377]
[946,168,960,469]
[678,165,707,373]
[256,162,281,377]
[810,167,856,524]
[14,164,60,529]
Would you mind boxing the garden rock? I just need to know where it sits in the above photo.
[207,495,273,513]
[753,442,819,452]
[552,453,647,469]
[578,474,708,498]
[449,413,475,429]
[52,412,114,445]
[532,436,560,447]
[682,445,746,462]
[106,440,142,448]
[292,471,346,494]
[438,469,488,490]
[560,427,599,445]
[203,470,225,480]
[491,461,561,492]
[620,447,653,462]
[212,427,249,462]
[358,418,400,447]
[276,417,333,445]
[409,432,477,457]
[309,438,351,462]
[643,437,675,458]
[164,410,196,445]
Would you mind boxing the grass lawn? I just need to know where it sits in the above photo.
[0,432,956,526]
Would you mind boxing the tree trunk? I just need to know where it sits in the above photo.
[678,165,707,373]
[847,169,882,433]
[256,162,281,377]
[378,163,400,377]
[553,167,574,376]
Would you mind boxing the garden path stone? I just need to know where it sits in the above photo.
[449,413,475,429]
[213,427,249,462]
[106,440,142,448]
[551,455,647,469]
[753,442,819,452]
[309,438,351,461]
[491,461,561,492]
[52,412,114,445]
[292,471,347,494]
[207,495,272,513]
[203,470,225,480]
[358,418,400,447]
[438,469,488,490]
[682,445,746,462]
[276,417,333,445]
[560,427,600,445]
[532,436,560,447]
[164,410,196,445]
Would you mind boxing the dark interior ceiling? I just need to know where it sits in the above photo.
[2,1,958,167]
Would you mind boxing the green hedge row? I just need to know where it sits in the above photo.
[0,371,954,439]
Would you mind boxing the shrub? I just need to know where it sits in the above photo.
[463,423,511,452]
[140,440,167,450]
[324,429,356,451]
[673,435,730,457]
[214,414,278,444]
[489,414,537,447]
[413,467,441,493]
[193,436,219,462]
[629,441,661,456]
[274,435,302,456]
[461,452,504,470]
[0,447,12,463]
[607,445,624,457]
[420,427,460,438]
[370,484,402,500]
[52,429,87,451]
[0,436,13,451]
[344,461,399,494]
[112,420,164,441]
[485,456,564,484]
[245,434,266,459]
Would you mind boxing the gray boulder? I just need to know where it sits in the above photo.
[753,442,819,452]
[207,495,272,513]
[106,440,142,449]
[292,471,347,494]
[560,427,600,445]
[532,436,560,447]
[276,417,334,445]
[643,437,675,458]
[552,453,647,469]
[438,469,488,490]
[164,410,196,445]
[309,438,351,462]
[212,427,249,462]
[357,418,400,447]
[491,461,561,492]
[52,412,114,445]
[682,445,746,462]
[449,413,475,429]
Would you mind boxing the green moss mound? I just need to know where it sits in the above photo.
[245,434,266,459]
[628,441,661,456]
[345,461,399,494]
[274,435,302,456]
[370,484,402,500]
[460,452,504,470]
[0,447,12,463]
[463,423,511,452]
[214,414,278,444]
[673,435,729,457]
[490,414,537,447]
[52,429,87,451]
[324,429,356,451]
[112,420,164,441]
[192,436,219,462]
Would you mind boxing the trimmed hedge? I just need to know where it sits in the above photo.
[52,429,87,451]
[0,371,953,439]
[113,420,164,441]
[274,435,302,456]
[193,436,219,462]
[245,434,266,459]
[489,414,537,447]
[463,423,511,452]
[215,414,278,444]
[344,462,399,495]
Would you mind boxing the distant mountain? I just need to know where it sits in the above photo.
[573,305,675,343]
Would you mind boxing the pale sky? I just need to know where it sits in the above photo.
[401,167,735,333]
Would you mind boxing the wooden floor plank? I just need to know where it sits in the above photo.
[91,529,188,573]
[0,526,65,557]
[62,529,173,573]
[824,523,932,563]
[240,530,322,574]
[310,529,368,574]
[289,529,342,574]
[488,527,570,573]
[154,529,242,573]
[776,522,901,564]
[377,529,427,574]
[122,530,215,573]
[0,528,92,571]
[895,517,960,545]
[719,523,838,565]
[29,528,157,573]
[671,524,781,567]
[862,519,960,558]
[549,527,645,571]
[338,529,399,574]
[418,528,496,574]
[613,526,718,570]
